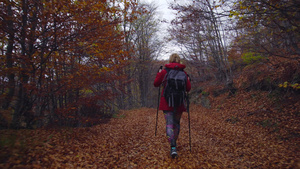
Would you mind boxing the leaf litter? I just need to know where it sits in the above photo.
[0,91,299,168]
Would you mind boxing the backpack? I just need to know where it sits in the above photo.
[163,67,187,109]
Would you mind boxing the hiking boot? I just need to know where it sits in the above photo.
[170,147,178,158]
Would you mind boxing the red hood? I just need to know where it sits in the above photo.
[165,63,186,70]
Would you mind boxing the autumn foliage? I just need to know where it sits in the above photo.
[0,0,138,128]
[0,0,299,168]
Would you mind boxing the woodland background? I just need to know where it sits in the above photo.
[0,0,299,168]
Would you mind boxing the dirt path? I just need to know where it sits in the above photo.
[0,107,298,168]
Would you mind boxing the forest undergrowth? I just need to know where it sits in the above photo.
[0,90,299,168]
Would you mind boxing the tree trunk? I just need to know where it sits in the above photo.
[2,3,15,110]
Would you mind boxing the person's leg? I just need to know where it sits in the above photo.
[163,111,176,146]
[163,110,183,158]
[173,111,183,142]
[163,110,183,146]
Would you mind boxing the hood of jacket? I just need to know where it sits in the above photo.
[165,63,186,70]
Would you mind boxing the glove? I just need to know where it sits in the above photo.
[158,66,163,73]
[187,74,191,81]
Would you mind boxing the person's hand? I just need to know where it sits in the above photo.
[187,74,191,81]
[158,66,163,73]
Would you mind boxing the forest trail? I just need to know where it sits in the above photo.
[0,106,298,168]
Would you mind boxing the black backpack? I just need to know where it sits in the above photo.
[163,67,187,109]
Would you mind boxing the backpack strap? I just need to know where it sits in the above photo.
[162,68,170,84]
[164,67,171,72]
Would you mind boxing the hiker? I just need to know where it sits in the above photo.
[153,53,191,158]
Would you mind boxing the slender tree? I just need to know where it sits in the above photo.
[130,2,163,107]
[169,0,232,82]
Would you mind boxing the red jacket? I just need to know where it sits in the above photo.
[153,63,191,112]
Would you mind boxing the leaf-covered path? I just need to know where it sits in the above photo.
[1,105,298,168]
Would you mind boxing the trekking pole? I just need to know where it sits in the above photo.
[155,85,160,136]
[187,92,191,152]
[155,66,163,136]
